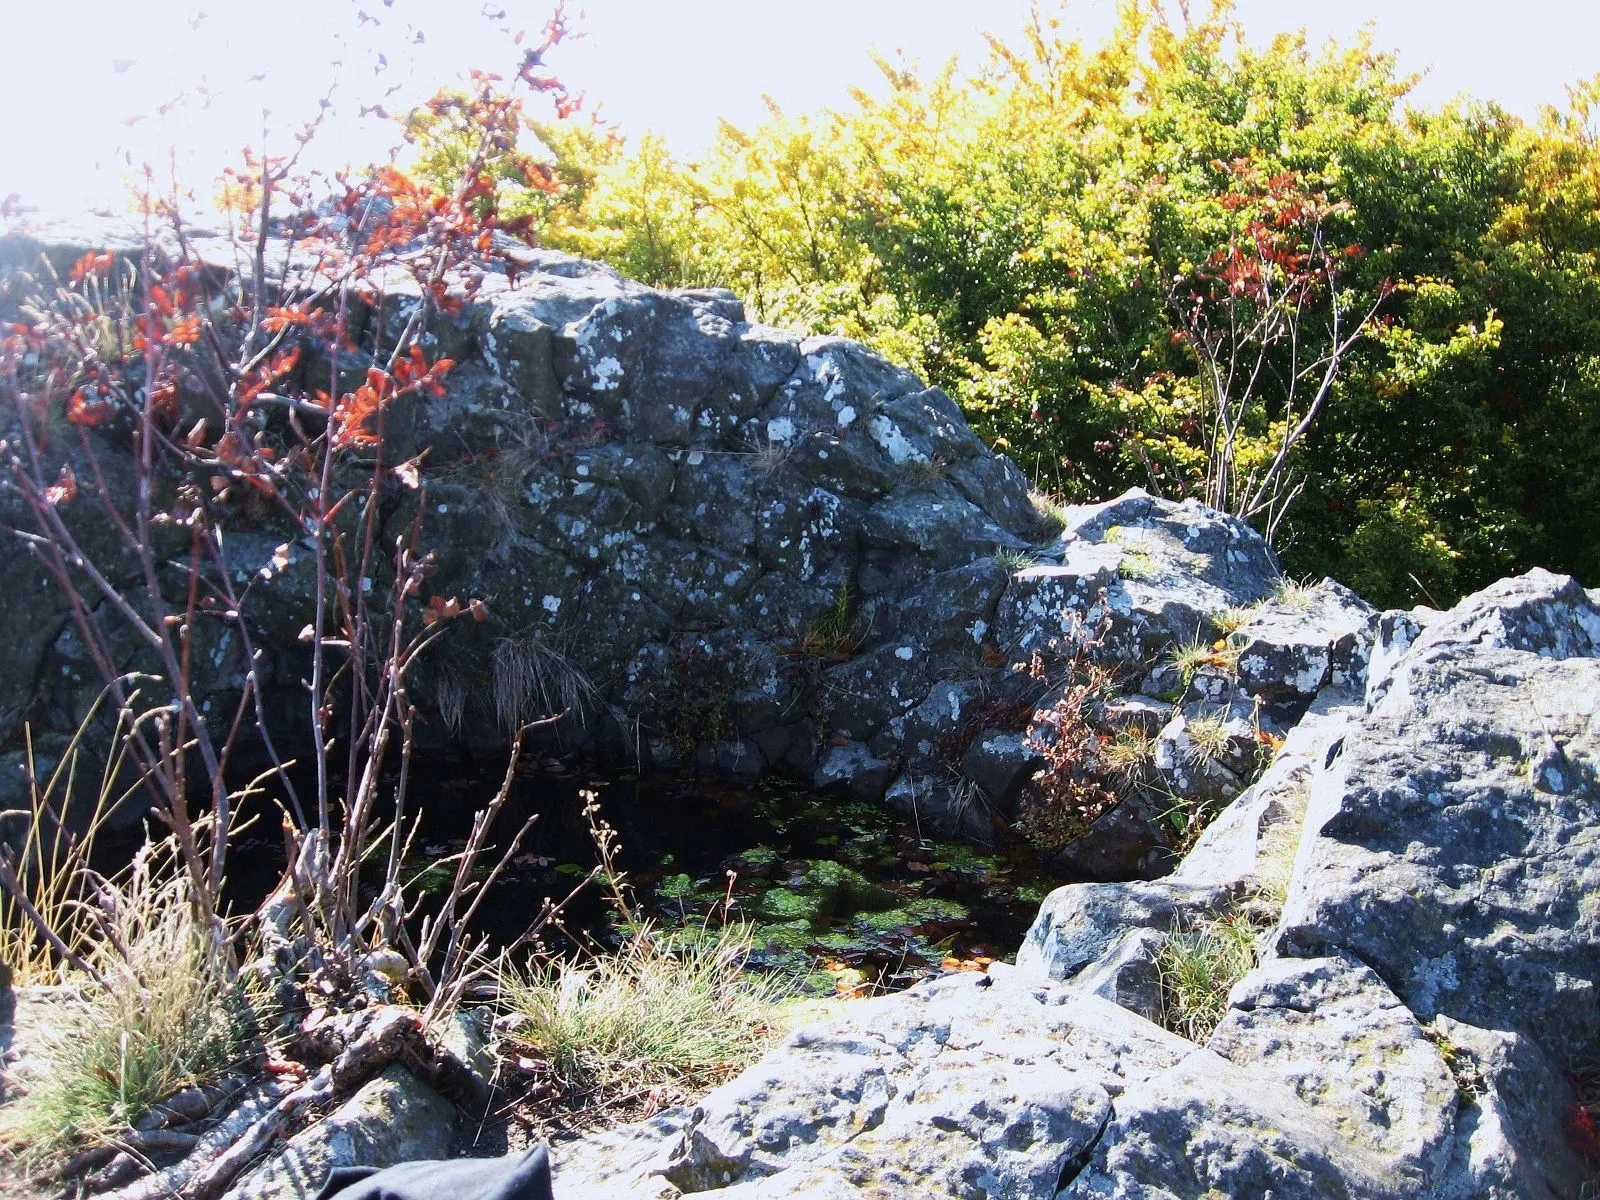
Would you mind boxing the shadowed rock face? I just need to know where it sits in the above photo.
[3,223,1373,851]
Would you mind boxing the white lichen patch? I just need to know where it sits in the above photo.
[867,414,928,466]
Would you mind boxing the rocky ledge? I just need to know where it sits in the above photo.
[540,568,1600,1199]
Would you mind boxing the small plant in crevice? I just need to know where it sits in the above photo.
[436,439,552,539]
[1156,909,1262,1042]
[792,584,871,662]
[1166,637,1214,686]
[1271,575,1321,612]
[744,431,799,474]
[993,544,1038,574]
[1252,780,1311,908]
[1183,712,1236,766]
[1210,605,1257,636]
[1118,548,1160,581]
[902,454,949,484]
[655,636,738,760]
[1104,726,1158,789]
[1421,1020,1487,1110]
[1156,785,1227,855]
[1104,526,1159,581]
[1165,634,1239,689]
[1027,488,1068,537]
[1014,646,1121,850]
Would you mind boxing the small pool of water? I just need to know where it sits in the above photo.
[220,757,1063,996]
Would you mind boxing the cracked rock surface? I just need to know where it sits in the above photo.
[550,569,1600,1199]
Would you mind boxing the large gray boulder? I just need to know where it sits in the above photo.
[2,219,1353,846]
[994,489,1282,663]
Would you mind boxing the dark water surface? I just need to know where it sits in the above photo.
[205,756,1062,995]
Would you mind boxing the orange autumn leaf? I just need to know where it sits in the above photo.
[167,315,202,345]
[66,387,117,426]
[69,251,115,283]
[44,466,78,506]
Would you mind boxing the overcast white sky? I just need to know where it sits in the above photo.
[2,0,1596,214]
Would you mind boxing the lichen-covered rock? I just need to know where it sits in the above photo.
[223,1066,454,1200]
[1059,1053,1396,1199]
[1071,927,1167,1023]
[960,729,1040,812]
[642,973,1189,1200]
[996,488,1282,661]
[1207,954,1458,1185]
[1015,879,1228,981]
[1230,578,1377,701]
[883,772,995,844]
[811,741,892,801]
[1280,575,1600,1058]
[1249,572,1600,1197]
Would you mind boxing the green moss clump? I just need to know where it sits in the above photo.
[757,887,828,924]
[656,873,697,901]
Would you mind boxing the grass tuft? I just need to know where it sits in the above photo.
[1165,635,1239,687]
[902,456,949,484]
[492,634,597,731]
[1157,910,1260,1042]
[1104,727,1157,785]
[0,712,128,986]
[1183,713,1235,766]
[499,923,789,1109]
[1028,489,1068,537]
[746,436,797,474]
[2,844,255,1169]
[1211,605,1257,636]
[993,545,1038,574]
[1166,637,1213,685]
[793,585,871,660]
[1272,575,1320,611]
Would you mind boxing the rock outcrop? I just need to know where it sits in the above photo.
[544,568,1600,1199]
[6,225,1596,1198]
[0,222,1371,855]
